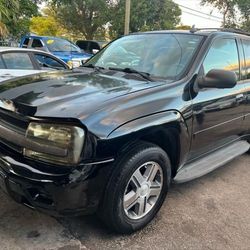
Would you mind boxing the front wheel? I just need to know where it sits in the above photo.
[99,142,172,234]
[246,139,250,154]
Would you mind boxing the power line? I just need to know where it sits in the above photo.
[182,10,223,23]
[178,3,223,21]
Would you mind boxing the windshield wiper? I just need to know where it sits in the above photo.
[82,64,105,72]
[109,67,153,81]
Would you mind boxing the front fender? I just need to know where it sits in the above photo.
[107,110,190,168]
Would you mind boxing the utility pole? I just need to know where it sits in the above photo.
[124,0,131,35]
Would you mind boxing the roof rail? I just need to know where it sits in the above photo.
[190,27,250,36]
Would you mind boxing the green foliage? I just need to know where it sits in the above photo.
[109,0,181,38]
[8,0,38,39]
[0,0,19,21]
[0,0,38,39]
[237,0,250,32]
[30,8,68,36]
[201,0,250,31]
[49,0,110,40]
[0,0,19,37]
[201,0,236,27]
[48,0,181,40]
[30,16,58,36]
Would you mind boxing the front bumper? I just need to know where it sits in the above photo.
[0,146,113,217]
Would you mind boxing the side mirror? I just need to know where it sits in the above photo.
[198,69,237,89]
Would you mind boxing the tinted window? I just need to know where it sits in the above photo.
[34,54,66,69]
[0,57,5,69]
[87,34,203,80]
[89,42,101,53]
[2,52,34,69]
[203,38,239,79]
[76,41,88,50]
[32,39,43,48]
[242,40,250,79]
[22,38,29,48]
[76,41,101,53]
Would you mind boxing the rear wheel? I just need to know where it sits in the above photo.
[99,142,172,234]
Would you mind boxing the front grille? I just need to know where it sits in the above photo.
[0,108,29,153]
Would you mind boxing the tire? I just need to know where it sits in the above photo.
[99,142,172,234]
[246,139,250,154]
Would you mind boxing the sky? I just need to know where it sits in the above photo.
[173,0,223,28]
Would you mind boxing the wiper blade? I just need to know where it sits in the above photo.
[109,67,153,81]
[82,64,105,72]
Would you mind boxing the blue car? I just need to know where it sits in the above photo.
[20,35,92,68]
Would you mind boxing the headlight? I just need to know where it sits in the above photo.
[23,123,85,165]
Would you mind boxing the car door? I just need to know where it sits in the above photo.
[189,36,246,159]
[241,39,250,135]
[0,52,40,82]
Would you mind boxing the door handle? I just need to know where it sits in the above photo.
[236,94,245,102]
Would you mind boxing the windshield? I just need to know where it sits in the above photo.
[86,33,203,80]
[44,38,81,53]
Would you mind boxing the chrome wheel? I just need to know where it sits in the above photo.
[123,161,163,220]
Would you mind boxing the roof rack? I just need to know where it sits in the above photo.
[190,26,250,36]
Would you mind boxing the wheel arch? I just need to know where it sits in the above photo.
[106,110,190,177]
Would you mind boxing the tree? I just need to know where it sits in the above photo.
[30,8,67,36]
[201,0,237,27]
[201,0,250,31]
[237,0,250,32]
[48,0,181,40]
[4,0,39,39]
[109,0,181,38]
[48,0,111,40]
[30,16,60,36]
[0,0,19,38]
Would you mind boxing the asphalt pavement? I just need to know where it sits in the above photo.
[0,155,249,250]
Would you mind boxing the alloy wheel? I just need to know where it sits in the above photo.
[123,161,163,220]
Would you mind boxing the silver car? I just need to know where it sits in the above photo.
[0,47,69,82]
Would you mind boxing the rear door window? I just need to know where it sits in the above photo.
[2,52,34,69]
[242,40,250,79]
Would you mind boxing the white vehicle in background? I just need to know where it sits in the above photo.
[0,47,69,82]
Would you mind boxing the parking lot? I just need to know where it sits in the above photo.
[0,155,249,250]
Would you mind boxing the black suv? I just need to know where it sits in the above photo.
[0,29,249,234]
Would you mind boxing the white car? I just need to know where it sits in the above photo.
[0,47,69,82]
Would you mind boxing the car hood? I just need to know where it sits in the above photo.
[0,69,160,120]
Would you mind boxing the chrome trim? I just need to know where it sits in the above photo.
[82,158,115,165]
